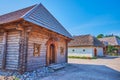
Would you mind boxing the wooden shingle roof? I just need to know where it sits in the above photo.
[0,5,36,24]
[0,4,72,39]
[68,35,104,47]
[99,36,120,46]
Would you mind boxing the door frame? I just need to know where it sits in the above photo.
[94,48,97,57]
[46,38,58,66]
[49,43,56,64]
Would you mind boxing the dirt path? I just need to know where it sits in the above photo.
[69,56,120,72]
[41,56,120,80]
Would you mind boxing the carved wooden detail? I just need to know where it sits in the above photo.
[46,37,58,66]
[33,43,41,57]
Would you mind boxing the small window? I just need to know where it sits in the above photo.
[60,47,64,55]
[72,49,75,52]
[33,43,41,57]
[83,49,85,52]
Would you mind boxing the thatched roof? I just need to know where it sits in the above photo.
[68,35,104,47]
[0,4,72,39]
[99,36,120,46]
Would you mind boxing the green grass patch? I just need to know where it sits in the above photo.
[68,56,97,59]
[108,53,119,56]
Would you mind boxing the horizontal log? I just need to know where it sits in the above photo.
[7,45,20,48]
[27,63,46,67]
[6,60,19,63]
[7,49,19,52]
[7,52,19,54]
[8,32,20,35]
[7,39,20,42]
[6,66,18,70]
[6,56,19,58]
[6,62,18,65]
[7,47,19,50]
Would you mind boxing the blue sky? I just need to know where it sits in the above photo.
[0,0,120,36]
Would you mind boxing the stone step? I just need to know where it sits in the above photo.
[48,63,66,71]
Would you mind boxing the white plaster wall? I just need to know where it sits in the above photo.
[68,47,93,57]
[92,47,104,56]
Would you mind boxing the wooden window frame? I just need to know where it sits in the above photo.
[33,43,41,57]
[83,49,85,52]
[60,47,64,55]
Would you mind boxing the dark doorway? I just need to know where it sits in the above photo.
[94,48,97,57]
[49,44,56,64]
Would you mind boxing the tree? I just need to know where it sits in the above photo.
[97,34,104,38]
[107,45,118,55]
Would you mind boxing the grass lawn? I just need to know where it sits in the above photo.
[68,56,97,59]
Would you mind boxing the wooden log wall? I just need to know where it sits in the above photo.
[57,38,67,63]
[0,33,4,68]
[27,30,68,71]
[5,31,20,70]
[0,21,69,72]
[27,31,48,71]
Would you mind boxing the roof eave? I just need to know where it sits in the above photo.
[0,18,24,25]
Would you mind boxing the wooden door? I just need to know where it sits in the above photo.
[94,48,97,57]
[49,44,55,64]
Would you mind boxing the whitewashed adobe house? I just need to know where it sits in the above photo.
[0,3,72,73]
[68,35,104,57]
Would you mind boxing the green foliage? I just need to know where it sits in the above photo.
[107,45,118,53]
[108,53,119,56]
[68,56,97,59]
[97,34,104,38]
[107,45,119,56]
[96,34,120,39]
[105,34,114,37]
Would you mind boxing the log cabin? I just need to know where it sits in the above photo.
[0,3,72,73]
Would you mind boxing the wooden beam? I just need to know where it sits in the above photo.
[2,31,7,70]
[23,29,29,72]
[18,28,29,74]
[65,40,68,63]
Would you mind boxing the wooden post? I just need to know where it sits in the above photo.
[18,26,31,74]
[65,40,68,63]
[2,31,7,70]
[23,30,29,72]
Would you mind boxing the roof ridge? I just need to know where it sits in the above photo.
[73,34,91,37]
[99,36,116,39]
[22,4,39,18]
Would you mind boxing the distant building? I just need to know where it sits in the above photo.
[68,35,104,57]
[99,36,120,54]
[0,4,72,73]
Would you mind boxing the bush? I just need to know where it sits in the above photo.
[107,45,118,53]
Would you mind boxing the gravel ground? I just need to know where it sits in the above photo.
[41,56,120,80]
[0,56,120,80]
